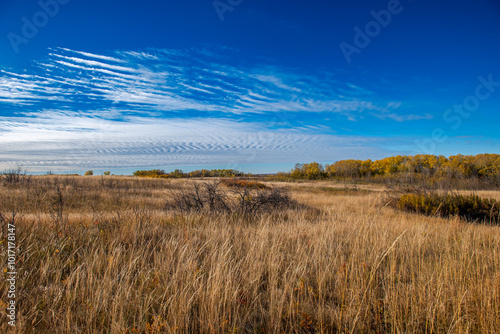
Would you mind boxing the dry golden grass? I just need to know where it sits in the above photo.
[1,176,499,333]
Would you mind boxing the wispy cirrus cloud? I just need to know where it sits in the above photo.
[0,70,68,105]
[372,112,433,122]
[0,47,404,116]
[0,47,428,172]
[58,48,127,63]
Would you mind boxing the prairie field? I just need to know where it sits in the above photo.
[1,176,499,333]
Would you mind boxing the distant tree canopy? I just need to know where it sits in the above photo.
[132,154,500,185]
[133,168,247,178]
[279,154,500,181]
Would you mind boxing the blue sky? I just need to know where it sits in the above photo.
[1,0,499,174]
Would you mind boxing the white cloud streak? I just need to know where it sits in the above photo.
[0,113,391,172]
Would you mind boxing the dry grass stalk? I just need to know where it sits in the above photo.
[0,176,499,333]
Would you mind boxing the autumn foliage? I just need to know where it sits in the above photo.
[276,154,500,186]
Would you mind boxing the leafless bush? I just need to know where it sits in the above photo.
[232,185,295,214]
[50,184,65,229]
[2,167,31,186]
[167,181,230,213]
[166,180,297,215]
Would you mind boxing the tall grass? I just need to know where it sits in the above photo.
[1,176,499,333]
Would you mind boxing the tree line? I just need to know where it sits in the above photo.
[275,154,500,183]
[133,168,248,178]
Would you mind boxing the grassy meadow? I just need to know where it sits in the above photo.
[1,175,499,333]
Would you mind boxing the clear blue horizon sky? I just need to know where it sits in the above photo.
[1,0,499,174]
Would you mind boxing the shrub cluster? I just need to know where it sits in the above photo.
[392,191,500,224]
[1,167,31,186]
[167,181,296,215]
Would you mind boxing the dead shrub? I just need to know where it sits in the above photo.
[166,180,297,215]
[2,167,31,187]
